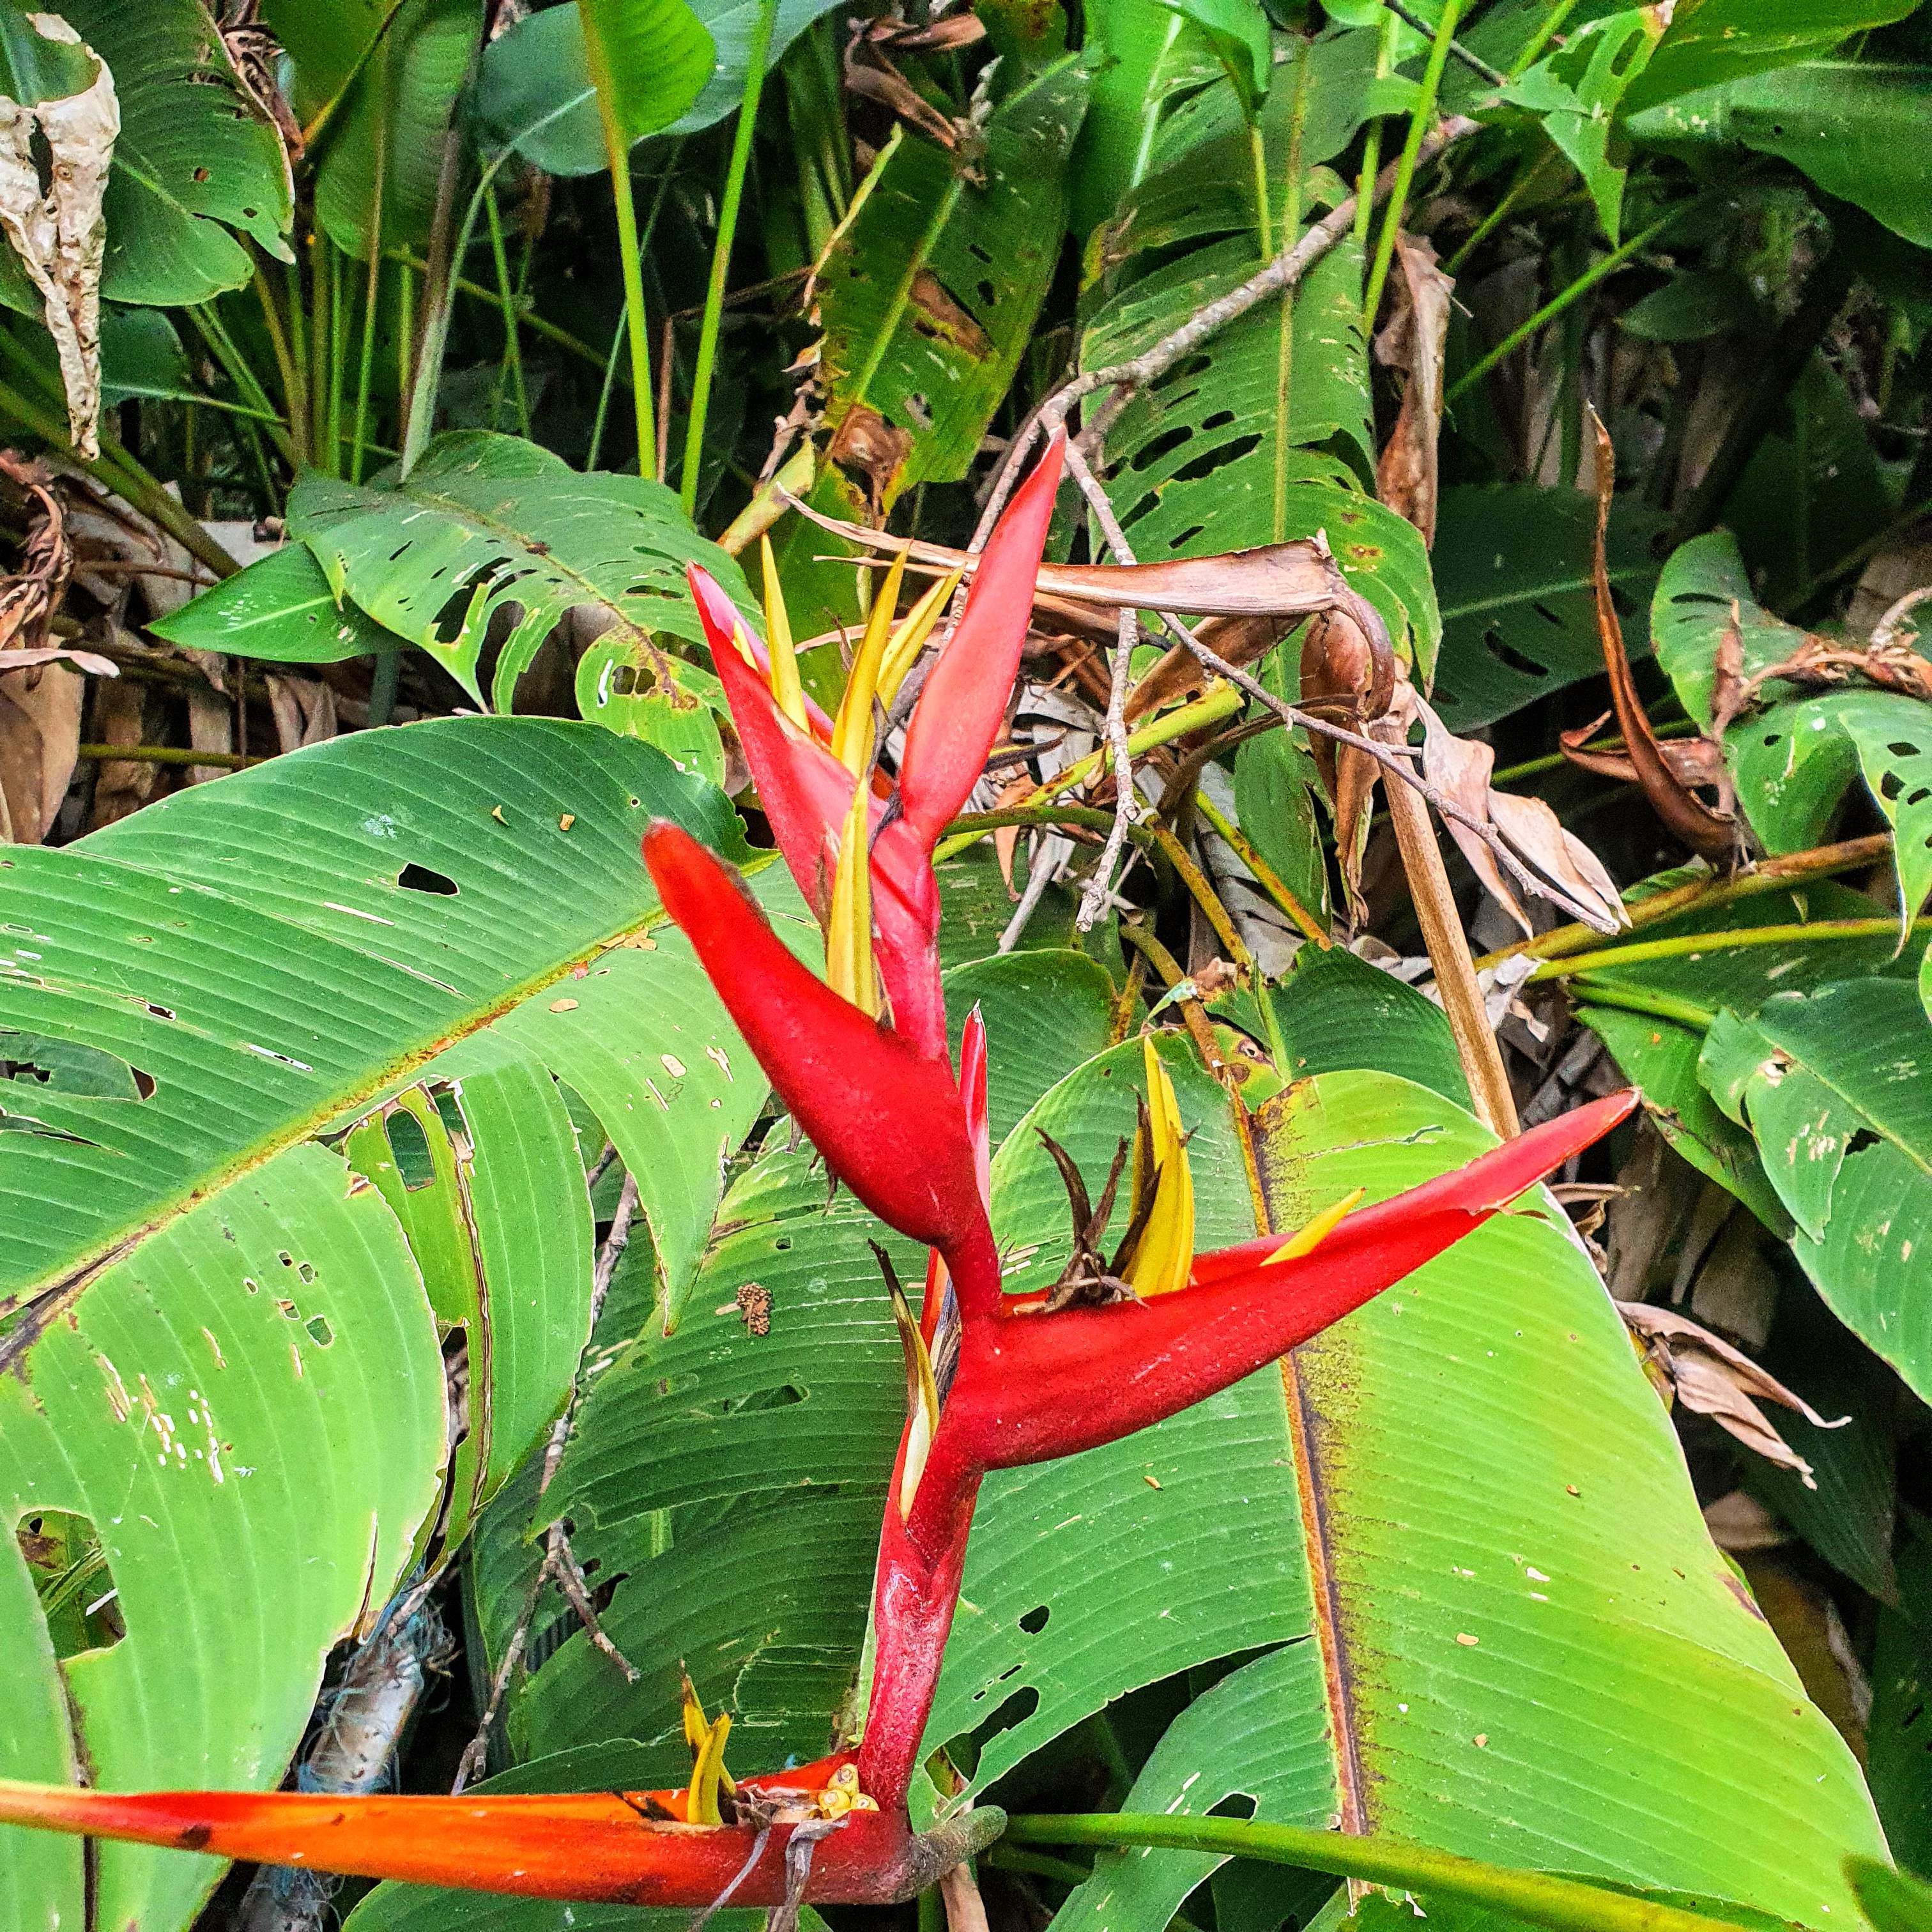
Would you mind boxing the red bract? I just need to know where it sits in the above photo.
[687,434,1065,1061]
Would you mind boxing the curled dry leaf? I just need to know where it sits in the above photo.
[1617,1300,1847,1490]
[843,26,970,152]
[0,15,118,459]
[0,450,72,651]
[1575,409,1739,863]
[1374,234,1453,549]
[1398,678,1625,935]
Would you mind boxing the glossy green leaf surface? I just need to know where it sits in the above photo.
[289,432,751,710]
[921,1058,1882,1927]
[0,1140,446,1932]
[150,543,407,664]
[60,0,293,303]
[1429,486,1664,731]
[816,56,1092,507]
[579,0,716,146]
[1701,981,1932,1405]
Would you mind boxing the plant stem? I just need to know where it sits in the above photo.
[1363,0,1460,330]
[1193,789,1330,946]
[1566,979,1717,1030]
[1271,36,1310,546]
[327,234,348,476]
[253,257,307,461]
[1445,207,1681,404]
[1146,822,1254,970]
[1444,146,1553,276]
[385,250,606,371]
[1002,1816,1760,1932]
[682,0,781,515]
[597,125,656,475]
[1248,123,1273,261]
[586,312,627,473]
[1508,0,1582,77]
[1351,8,1398,249]
[184,303,295,464]
[76,743,265,769]
[1529,917,1925,983]
[353,57,389,485]
[1472,833,1893,969]
[283,253,312,465]
[1119,921,1232,1075]
[484,182,532,437]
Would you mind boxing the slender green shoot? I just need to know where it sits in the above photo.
[1445,206,1681,404]
[682,0,781,516]
[1363,0,1461,331]
[595,100,657,473]
[484,181,532,437]
[1531,918,1928,983]
[1508,0,1583,78]
[1353,4,1400,248]
[1248,123,1273,260]
[1004,1815,1763,1932]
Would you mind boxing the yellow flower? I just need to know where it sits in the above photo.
[1118,1038,1195,1298]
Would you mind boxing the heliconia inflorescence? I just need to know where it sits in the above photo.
[0,435,1638,1910]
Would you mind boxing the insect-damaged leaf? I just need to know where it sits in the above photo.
[917,1049,1882,1928]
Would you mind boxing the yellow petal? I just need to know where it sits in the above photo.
[688,1711,734,1826]
[1265,1187,1367,1263]
[761,534,808,731]
[681,1673,710,1754]
[885,1261,942,1521]
[826,778,880,1016]
[1123,1037,1194,1298]
[831,548,907,775]
[877,567,963,710]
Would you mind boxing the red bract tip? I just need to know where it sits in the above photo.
[893,432,1066,848]
[644,821,997,1291]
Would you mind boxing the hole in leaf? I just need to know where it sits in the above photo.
[1882,770,1904,802]
[1207,1792,1258,1820]
[692,1383,807,1420]
[397,863,459,896]
[1167,524,1208,549]
[1889,743,1921,758]
[1,1031,153,1100]
[305,1315,334,1347]
[1845,1128,1880,1159]
[1482,628,1549,678]
[1200,409,1236,431]
[16,1511,124,1657]
[386,1108,436,1188]
[1018,1604,1050,1634]
[1171,433,1261,484]
[1130,425,1193,473]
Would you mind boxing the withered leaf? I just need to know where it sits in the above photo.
[1374,234,1453,549]
[1582,409,1738,864]
[1617,1300,1846,1489]
[0,16,118,459]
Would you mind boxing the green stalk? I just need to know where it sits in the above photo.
[1003,1816,1760,1932]
[1530,917,1926,983]
[353,53,389,485]
[184,303,295,463]
[588,161,677,471]
[310,238,333,472]
[1363,0,1461,330]
[1248,123,1273,261]
[1444,145,1553,276]
[593,98,656,475]
[1508,0,1582,77]
[1445,207,1680,404]
[484,181,532,436]
[1193,789,1328,946]
[254,258,307,460]
[1565,979,1717,1030]
[682,0,781,515]
[1352,5,1400,249]
[586,312,627,472]
[385,250,606,370]
[326,235,348,477]
[283,252,312,465]
[1271,37,1310,545]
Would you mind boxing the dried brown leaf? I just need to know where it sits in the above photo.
[266,672,337,753]
[0,16,118,459]
[87,670,156,828]
[0,659,81,842]
[0,451,72,652]
[1617,1298,1847,1489]
[1584,409,1738,862]
[1123,613,1292,721]
[1374,234,1453,548]
[825,405,914,519]
[842,39,965,150]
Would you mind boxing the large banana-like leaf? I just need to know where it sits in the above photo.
[920,1049,1883,1928]
[56,0,293,304]
[0,717,807,1930]
[815,55,1092,509]
[285,431,752,713]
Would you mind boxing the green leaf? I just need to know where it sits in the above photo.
[0,1140,446,1932]
[816,55,1092,509]
[262,0,394,114]
[578,0,716,147]
[932,843,1110,970]
[310,0,480,259]
[943,950,1120,1145]
[0,715,751,1313]
[1234,728,1330,927]
[1699,981,1932,1404]
[1068,0,1213,236]
[288,430,751,711]
[1619,268,1761,342]
[1271,942,1469,1104]
[1729,691,1932,921]
[575,626,728,789]
[149,543,408,664]
[1620,0,1919,119]
[923,1057,1882,1924]
[1650,532,1809,730]
[0,1,97,106]
[1849,1860,1932,1932]
[1151,0,1271,123]
[1576,1008,1790,1229]
[1080,226,1438,673]
[1502,10,1659,242]
[55,0,293,303]
[1866,1529,1932,1881]
[1429,486,1664,731]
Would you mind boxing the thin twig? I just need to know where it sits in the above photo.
[545,1518,640,1682]
[1081,602,1141,930]
[1379,0,1506,84]
[969,116,1478,548]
